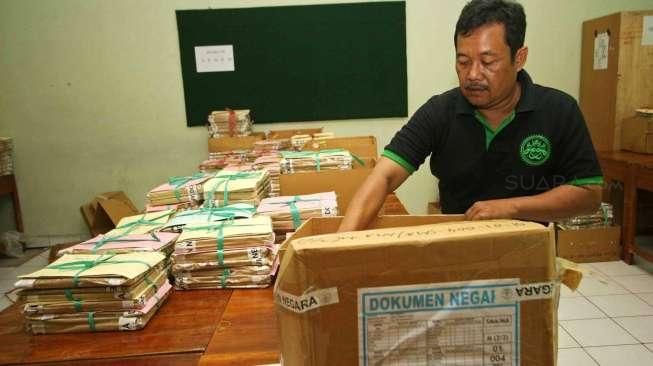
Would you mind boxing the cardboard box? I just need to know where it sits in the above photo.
[300,136,378,159]
[80,191,139,236]
[208,132,265,152]
[275,218,559,365]
[556,226,621,263]
[279,158,376,214]
[621,113,653,154]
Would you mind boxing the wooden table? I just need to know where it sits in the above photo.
[0,194,408,365]
[0,174,24,232]
[598,151,653,264]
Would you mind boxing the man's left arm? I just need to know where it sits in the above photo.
[465,184,601,221]
[467,94,603,222]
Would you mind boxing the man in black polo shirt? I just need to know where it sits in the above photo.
[339,0,602,231]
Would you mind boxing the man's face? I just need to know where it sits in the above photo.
[455,23,522,109]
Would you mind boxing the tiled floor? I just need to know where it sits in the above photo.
[1,257,652,365]
[558,259,653,365]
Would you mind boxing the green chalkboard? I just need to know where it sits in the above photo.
[176,2,407,126]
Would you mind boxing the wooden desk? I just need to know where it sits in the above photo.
[0,174,23,232]
[0,193,407,365]
[598,151,653,264]
[0,290,232,365]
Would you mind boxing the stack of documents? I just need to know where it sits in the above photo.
[290,134,312,150]
[16,252,171,334]
[57,232,179,257]
[280,149,353,174]
[147,173,213,207]
[145,202,195,213]
[106,210,176,237]
[0,137,13,176]
[207,109,252,137]
[256,192,338,242]
[171,216,277,289]
[558,202,614,229]
[253,138,290,154]
[252,154,282,197]
[207,150,249,165]
[198,158,229,173]
[160,203,256,233]
[202,170,270,207]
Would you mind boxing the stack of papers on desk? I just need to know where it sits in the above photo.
[253,138,290,154]
[159,203,255,232]
[198,158,229,173]
[16,252,171,334]
[105,210,175,237]
[202,170,270,207]
[171,216,277,289]
[145,202,195,213]
[147,173,213,206]
[252,154,282,197]
[280,149,353,174]
[57,232,179,257]
[207,109,252,138]
[256,192,338,242]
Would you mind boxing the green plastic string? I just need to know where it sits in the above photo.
[220,268,230,289]
[289,197,302,229]
[47,253,153,287]
[143,276,158,292]
[168,172,208,201]
[204,172,262,208]
[87,312,96,332]
[216,224,225,267]
[64,288,83,312]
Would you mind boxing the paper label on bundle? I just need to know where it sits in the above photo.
[122,300,135,308]
[187,184,201,202]
[107,278,125,286]
[248,247,265,266]
[321,204,338,217]
[357,279,552,366]
[119,316,139,331]
[178,240,196,250]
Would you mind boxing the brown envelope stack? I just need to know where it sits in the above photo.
[171,216,277,289]
[16,252,171,334]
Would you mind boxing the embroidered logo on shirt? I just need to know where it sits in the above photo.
[520,134,551,166]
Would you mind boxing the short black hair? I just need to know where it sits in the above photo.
[454,0,526,61]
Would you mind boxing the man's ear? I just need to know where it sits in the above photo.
[515,46,528,71]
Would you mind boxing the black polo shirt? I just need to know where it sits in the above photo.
[384,70,603,214]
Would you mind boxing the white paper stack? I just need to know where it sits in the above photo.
[171,216,277,289]
[146,173,214,207]
[207,109,252,137]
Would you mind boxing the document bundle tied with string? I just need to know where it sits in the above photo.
[146,172,214,211]
[171,216,277,289]
[202,169,270,207]
[280,149,355,174]
[256,192,338,243]
[57,210,178,257]
[15,252,171,334]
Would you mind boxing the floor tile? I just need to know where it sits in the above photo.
[587,294,653,317]
[577,275,630,296]
[612,275,653,294]
[557,348,598,366]
[558,325,580,348]
[645,343,653,353]
[560,318,638,347]
[613,316,653,343]
[23,255,48,268]
[558,297,606,320]
[638,293,653,306]
[589,261,648,277]
[585,344,653,366]
[561,284,583,297]
[0,279,16,293]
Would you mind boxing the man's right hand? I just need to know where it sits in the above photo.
[337,157,411,232]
